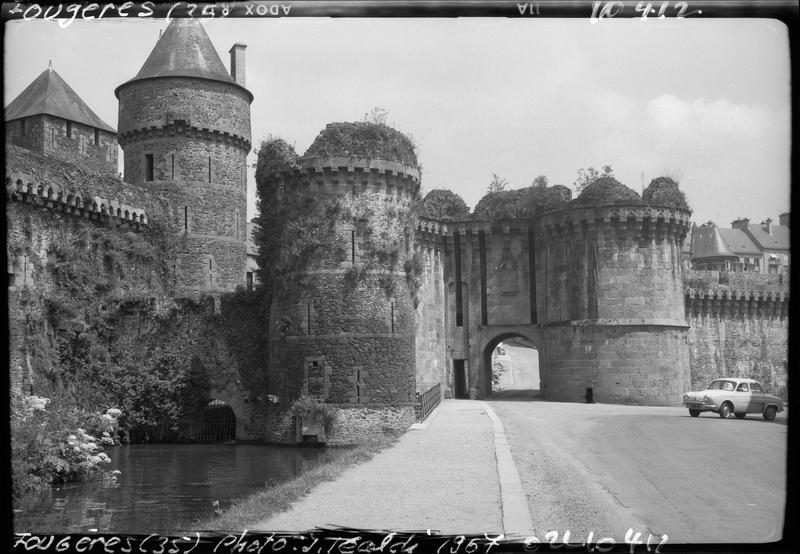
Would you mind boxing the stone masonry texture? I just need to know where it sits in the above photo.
[7,20,789,444]
[117,76,250,294]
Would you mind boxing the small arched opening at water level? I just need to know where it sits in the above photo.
[197,399,236,443]
[483,334,540,400]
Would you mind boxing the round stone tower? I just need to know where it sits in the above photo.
[535,178,692,404]
[265,122,421,412]
[115,20,252,293]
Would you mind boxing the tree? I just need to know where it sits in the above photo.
[573,165,614,194]
[531,175,548,189]
[488,174,508,193]
[364,107,389,125]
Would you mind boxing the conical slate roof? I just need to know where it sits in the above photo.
[691,225,736,260]
[5,67,116,133]
[115,19,252,100]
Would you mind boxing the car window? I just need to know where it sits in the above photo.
[750,383,762,392]
[708,380,723,390]
[723,381,735,391]
[737,383,749,392]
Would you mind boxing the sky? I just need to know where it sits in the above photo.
[4,16,791,226]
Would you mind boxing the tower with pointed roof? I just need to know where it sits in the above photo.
[115,19,252,294]
[5,65,118,174]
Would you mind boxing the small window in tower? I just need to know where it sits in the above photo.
[171,154,175,179]
[184,206,188,232]
[66,121,72,138]
[94,129,99,146]
[246,271,253,291]
[145,154,154,182]
[20,119,26,136]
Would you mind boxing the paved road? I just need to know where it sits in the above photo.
[490,398,788,544]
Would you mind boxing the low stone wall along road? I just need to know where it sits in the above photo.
[490,399,787,544]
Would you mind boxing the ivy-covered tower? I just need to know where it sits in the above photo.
[260,122,421,425]
[115,20,252,294]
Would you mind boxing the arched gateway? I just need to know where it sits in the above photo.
[197,399,236,442]
[415,196,693,405]
[482,331,541,397]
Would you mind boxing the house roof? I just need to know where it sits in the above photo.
[746,223,790,251]
[5,68,116,133]
[115,19,252,101]
[717,228,761,256]
[691,225,735,260]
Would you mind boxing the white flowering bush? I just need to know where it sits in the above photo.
[11,393,122,498]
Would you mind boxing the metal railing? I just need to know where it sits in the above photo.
[415,383,442,422]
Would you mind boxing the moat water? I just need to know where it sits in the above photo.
[13,444,347,534]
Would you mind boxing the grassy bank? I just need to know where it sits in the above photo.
[195,434,401,531]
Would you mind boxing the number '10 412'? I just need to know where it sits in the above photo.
[590,1,702,21]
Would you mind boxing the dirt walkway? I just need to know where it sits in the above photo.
[252,400,517,534]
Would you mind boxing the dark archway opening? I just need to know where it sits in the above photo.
[197,399,236,442]
[484,334,540,400]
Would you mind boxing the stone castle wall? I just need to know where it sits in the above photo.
[413,237,449,395]
[265,158,420,442]
[541,324,690,404]
[537,205,688,324]
[117,78,251,141]
[684,269,789,393]
[6,115,118,175]
[117,77,250,294]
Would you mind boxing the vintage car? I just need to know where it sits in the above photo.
[683,378,784,421]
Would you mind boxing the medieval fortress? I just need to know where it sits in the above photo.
[6,20,789,443]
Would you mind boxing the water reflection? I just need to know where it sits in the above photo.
[14,444,346,534]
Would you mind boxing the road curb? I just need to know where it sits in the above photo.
[480,401,535,538]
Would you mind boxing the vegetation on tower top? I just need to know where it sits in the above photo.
[254,138,301,183]
[473,176,572,220]
[642,176,691,212]
[418,189,471,221]
[574,176,643,207]
[304,122,419,168]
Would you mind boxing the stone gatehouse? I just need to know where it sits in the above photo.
[6,18,789,444]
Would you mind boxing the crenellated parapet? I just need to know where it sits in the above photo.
[118,121,250,152]
[536,204,691,244]
[268,157,420,201]
[685,288,789,319]
[5,174,149,227]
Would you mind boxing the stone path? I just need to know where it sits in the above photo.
[252,399,534,536]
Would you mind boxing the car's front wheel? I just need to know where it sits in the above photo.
[719,402,732,419]
[763,406,777,421]
[689,409,701,417]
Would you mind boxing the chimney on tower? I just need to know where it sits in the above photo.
[779,212,790,228]
[763,218,773,235]
[229,43,247,87]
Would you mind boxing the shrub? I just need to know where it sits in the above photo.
[304,122,419,168]
[642,176,691,211]
[290,396,338,435]
[418,189,470,221]
[573,177,643,207]
[11,394,122,498]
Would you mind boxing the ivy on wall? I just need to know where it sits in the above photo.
[7,206,219,443]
